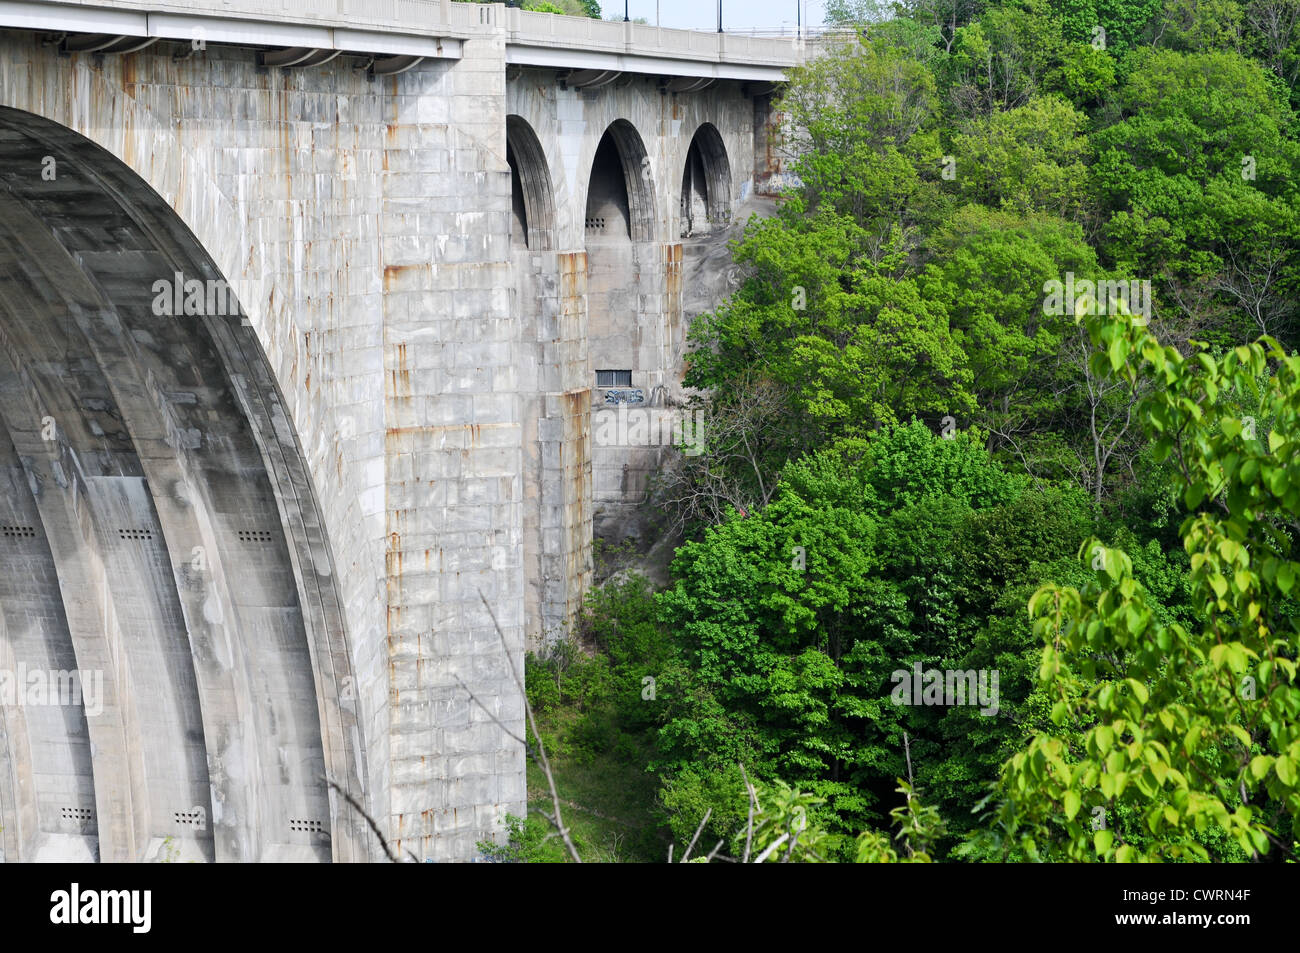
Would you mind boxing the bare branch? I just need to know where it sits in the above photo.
[477,590,583,864]
[324,776,402,863]
[753,832,790,864]
[739,763,758,864]
[680,807,712,863]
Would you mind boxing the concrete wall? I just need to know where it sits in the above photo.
[0,16,773,861]
[506,70,758,623]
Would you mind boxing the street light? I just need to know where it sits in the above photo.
[717,0,723,32]
[624,1,629,21]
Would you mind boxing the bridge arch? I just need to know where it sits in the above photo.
[0,106,369,862]
[506,116,555,251]
[680,121,733,238]
[585,119,657,244]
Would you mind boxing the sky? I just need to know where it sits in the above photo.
[596,0,830,32]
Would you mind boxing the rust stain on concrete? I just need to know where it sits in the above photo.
[391,341,410,398]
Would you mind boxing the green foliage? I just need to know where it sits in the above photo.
[993,305,1300,861]
[1157,0,1244,51]
[654,423,1097,853]
[855,780,950,861]
[526,574,671,767]
[942,0,1099,115]
[743,780,837,862]
[920,207,1095,400]
[1091,48,1300,342]
[825,0,897,23]
[947,98,1093,218]
[1049,0,1164,51]
[476,814,565,863]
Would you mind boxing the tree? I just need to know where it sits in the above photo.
[993,304,1300,861]
[1091,48,1300,345]
[946,97,1093,219]
[1245,0,1300,107]
[654,423,1096,853]
[941,0,1081,116]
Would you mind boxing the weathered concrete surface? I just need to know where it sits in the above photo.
[506,69,758,586]
[0,13,779,861]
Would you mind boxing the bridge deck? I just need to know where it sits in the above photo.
[0,0,801,79]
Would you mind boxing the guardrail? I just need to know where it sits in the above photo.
[504,6,800,66]
[0,0,456,33]
[0,0,802,69]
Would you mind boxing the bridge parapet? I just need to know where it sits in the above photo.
[503,6,800,71]
[0,0,801,78]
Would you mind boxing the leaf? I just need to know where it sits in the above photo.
[1064,790,1081,821]
[1278,562,1296,596]
[1108,336,1125,372]
[1278,756,1297,787]
[1125,679,1149,705]
[1094,829,1114,855]
[1095,725,1114,754]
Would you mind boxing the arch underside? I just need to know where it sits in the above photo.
[507,115,555,251]
[585,120,656,245]
[0,109,368,862]
[681,123,732,238]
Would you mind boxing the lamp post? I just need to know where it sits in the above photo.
[624,1,629,21]
[717,0,723,32]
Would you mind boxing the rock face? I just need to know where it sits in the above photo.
[0,19,782,862]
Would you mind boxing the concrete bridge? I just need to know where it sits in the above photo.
[0,0,799,862]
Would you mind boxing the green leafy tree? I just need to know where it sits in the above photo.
[947,97,1093,218]
[942,0,1081,115]
[1049,0,1163,50]
[1245,0,1300,109]
[1091,48,1300,345]
[654,424,1097,853]
[994,304,1300,861]
[1157,0,1244,51]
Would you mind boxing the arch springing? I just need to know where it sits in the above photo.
[506,116,555,251]
[680,122,732,238]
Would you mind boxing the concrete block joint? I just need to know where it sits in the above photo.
[0,1,795,863]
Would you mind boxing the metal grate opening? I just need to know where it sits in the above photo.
[236,529,275,544]
[118,528,154,541]
[585,217,606,231]
[61,806,93,824]
[2,525,36,538]
[596,369,632,388]
[289,818,325,834]
[173,810,204,828]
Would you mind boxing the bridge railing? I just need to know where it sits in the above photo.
[505,6,800,66]
[2,1,800,68]
[11,0,458,34]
